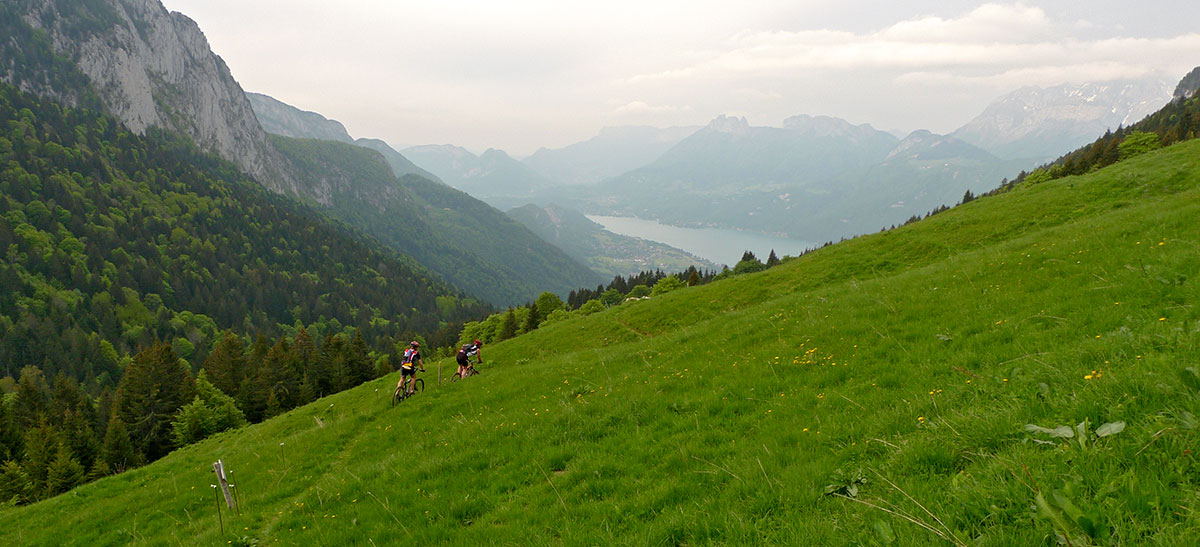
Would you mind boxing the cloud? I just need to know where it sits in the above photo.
[620,3,1200,85]
[613,101,689,115]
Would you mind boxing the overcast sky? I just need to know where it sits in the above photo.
[159,1,1200,156]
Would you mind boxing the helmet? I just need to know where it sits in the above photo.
[410,341,419,347]
[473,339,481,346]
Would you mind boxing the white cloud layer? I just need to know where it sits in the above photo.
[160,0,1200,154]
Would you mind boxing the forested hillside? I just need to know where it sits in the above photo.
[270,136,601,305]
[0,83,487,387]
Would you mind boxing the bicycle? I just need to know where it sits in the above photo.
[450,361,482,382]
[391,376,424,406]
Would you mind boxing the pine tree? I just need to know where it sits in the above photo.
[522,302,540,333]
[291,328,318,390]
[60,409,100,472]
[324,334,350,392]
[766,249,781,267]
[346,328,374,387]
[202,331,246,400]
[45,443,84,496]
[297,372,317,406]
[85,458,111,481]
[0,460,32,505]
[21,423,58,500]
[498,308,518,341]
[101,415,141,473]
[13,366,48,431]
[113,342,195,461]
[687,270,702,286]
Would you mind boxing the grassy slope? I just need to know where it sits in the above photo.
[3,141,1200,545]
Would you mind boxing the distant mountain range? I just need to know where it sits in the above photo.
[523,125,699,186]
[507,204,720,279]
[528,114,1030,241]
[951,80,1172,161]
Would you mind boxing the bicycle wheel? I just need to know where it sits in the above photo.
[413,378,424,394]
[391,385,403,407]
[450,372,461,382]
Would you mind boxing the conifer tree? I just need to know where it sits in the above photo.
[101,415,140,473]
[291,328,318,392]
[45,443,84,496]
[13,366,48,431]
[766,249,781,267]
[324,334,350,392]
[297,372,318,406]
[498,308,518,341]
[85,458,111,481]
[113,342,195,461]
[522,302,540,333]
[60,409,100,472]
[687,270,702,286]
[346,328,374,387]
[0,460,32,505]
[21,423,58,500]
[202,332,246,400]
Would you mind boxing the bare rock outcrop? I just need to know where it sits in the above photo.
[10,0,297,195]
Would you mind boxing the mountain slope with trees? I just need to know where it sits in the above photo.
[0,83,485,385]
[270,136,601,305]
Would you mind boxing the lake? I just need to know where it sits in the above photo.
[586,215,815,267]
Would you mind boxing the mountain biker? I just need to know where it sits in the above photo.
[456,339,482,378]
[397,341,425,395]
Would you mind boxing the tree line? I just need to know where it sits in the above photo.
[453,252,787,351]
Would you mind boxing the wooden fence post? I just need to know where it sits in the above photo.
[213,459,235,510]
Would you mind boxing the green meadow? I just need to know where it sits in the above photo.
[3,140,1199,545]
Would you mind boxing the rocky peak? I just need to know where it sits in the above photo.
[782,114,891,144]
[1174,66,1200,100]
[705,114,751,134]
[887,130,995,162]
[9,0,296,194]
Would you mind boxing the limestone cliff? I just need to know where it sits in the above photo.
[5,0,296,195]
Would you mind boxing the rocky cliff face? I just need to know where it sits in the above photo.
[247,92,355,144]
[9,0,296,194]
